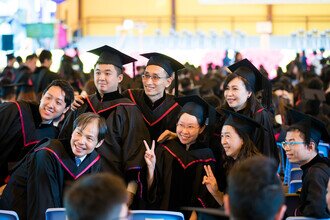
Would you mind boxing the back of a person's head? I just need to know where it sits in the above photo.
[39,50,52,63]
[227,156,284,220]
[64,173,128,220]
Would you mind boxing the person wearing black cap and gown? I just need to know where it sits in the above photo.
[122,52,184,141]
[283,108,330,218]
[0,78,16,103]
[59,45,151,206]
[222,58,279,163]
[0,80,74,186]
[144,95,217,218]
[202,109,262,206]
[0,53,16,82]
[0,113,107,220]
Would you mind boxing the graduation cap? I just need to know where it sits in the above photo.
[302,88,325,102]
[6,53,15,61]
[140,52,184,77]
[222,108,265,138]
[0,78,16,98]
[175,95,217,127]
[141,52,185,97]
[182,207,229,220]
[88,45,137,69]
[287,108,330,145]
[227,58,272,109]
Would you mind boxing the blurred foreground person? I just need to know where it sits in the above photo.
[65,173,128,220]
[224,156,286,220]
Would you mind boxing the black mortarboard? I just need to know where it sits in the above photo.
[88,45,137,69]
[140,52,185,77]
[228,58,265,92]
[222,108,265,137]
[175,95,213,126]
[182,207,229,220]
[302,88,326,102]
[6,53,15,60]
[287,108,330,145]
[0,78,16,98]
[228,58,272,109]
[141,53,185,97]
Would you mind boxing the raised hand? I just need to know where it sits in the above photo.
[71,94,87,111]
[144,140,156,170]
[202,165,219,195]
[157,130,177,143]
[144,140,156,189]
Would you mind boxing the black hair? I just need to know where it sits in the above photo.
[223,125,261,174]
[73,112,108,142]
[42,79,74,108]
[228,156,284,220]
[64,173,127,220]
[26,53,37,61]
[39,50,52,63]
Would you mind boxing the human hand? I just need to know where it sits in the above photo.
[157,130,177,143]
[71,94,87,111]
[202,165,219,195]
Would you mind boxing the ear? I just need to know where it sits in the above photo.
[274,205,287,220]
[199,125,206,134]
[117,74,123,83]
[95,139,104,149]
[247,91,252,98]
[165,75,174,88]
[63,106,70,114]
[308,141,316,152]
[223,194,231,216]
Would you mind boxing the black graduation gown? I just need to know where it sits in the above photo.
[32,66,60,95]
[59,91,150,186]
[235,103,279,164]
[0,101,59,184]
[297,154,330,218]
[0,138,101,220]
[123,89,181,140]
[151,139,217,213]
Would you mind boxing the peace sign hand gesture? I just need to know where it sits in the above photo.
[144,140,156,189]
[202,165,219,196]
[144,140,156,172]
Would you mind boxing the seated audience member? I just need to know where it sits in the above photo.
[283,108,330,218]
[0,112,107,220]
[0,79,74,185]
[223,156,286,220]
[64,173,128,220]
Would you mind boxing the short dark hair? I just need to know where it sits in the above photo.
[42,80,74,108]
[26,53,37,61]
[64,173,128,220]
[73,112,107,142]
[39,50,52,63]
[227,156,284,220]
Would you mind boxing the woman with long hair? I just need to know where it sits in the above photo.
[222,58,279,163]
[202,110,262,206]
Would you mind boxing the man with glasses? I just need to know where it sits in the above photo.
[123,52,185,141]
[60,45,150,208]
[283,108,330,218]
